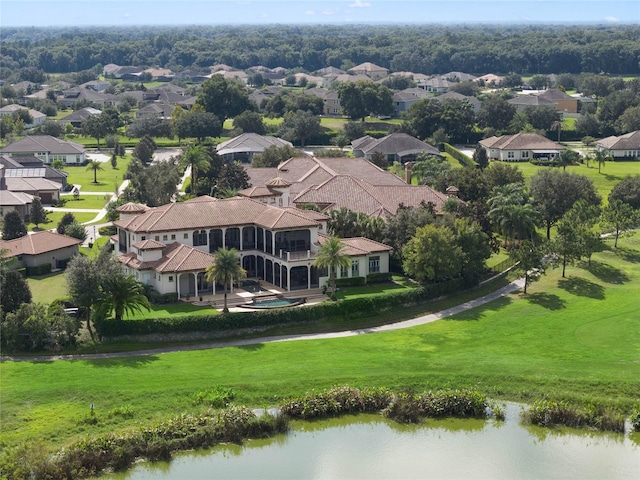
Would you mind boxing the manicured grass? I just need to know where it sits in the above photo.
[506,159,640,203]
[62,161,129,193]
[28,211,98,232]
[126,302,220,320]
[26,271,70,304]
[58,194,111,209]
[336,279,419,300]
[2,234,638,452]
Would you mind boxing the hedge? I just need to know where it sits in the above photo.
[335,276,366,287]
[97,277,468,338]
[26,263,52,276]
[366,272,392,284]
[443,143,477,168]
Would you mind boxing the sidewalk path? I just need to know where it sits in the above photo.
[1,278,525,362]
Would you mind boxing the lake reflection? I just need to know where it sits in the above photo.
[103,403,640,480]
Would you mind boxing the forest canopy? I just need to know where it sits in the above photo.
[1,24,639,76]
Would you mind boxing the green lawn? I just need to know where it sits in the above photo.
[28,211,98,232]
[62,157,130,192]
[3,233,638,452]
[58,194,111,209]
[126,302,220,320]
[26,271,70,303]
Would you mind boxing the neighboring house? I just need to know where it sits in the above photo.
[1,154,68,190]
[329,73,372,87]
[80,80,111,92]
[58,107,102,128]
[217,70,250,84]
[351,133,441,164]
[113,196,392,295]
[348,62,389,80]
[434,91,482,114]
[479,132,564,161]
[439,71,478,83]
[174,70,211,83]
[0,231,82,270]
[0,104,47,128]
[292,73,323,86]
[306,88,341,116]
[507,94,557,112]
[314,66,346,76]
[596,130,640,160]
[0,135,86,165]
[535,89,578,114]
[0,165,32,220]
[59,87,119,109]
[240,155,454,218]
[474,73,504,86]
[392,91,421,117]
[210,64,235,73]
[103,64,143,79]
[248,86,284,110]
[136,103,175,121]
[216,133,293,163]
[422,77,452,94]
[143,68,175,82]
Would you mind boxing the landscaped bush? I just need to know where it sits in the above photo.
[382,389,493,423]
[335,276,366,287]
[98,278,468,338]
[147,291,178,304]
[26,263,52,276]
[522,400,625,432]
[98,225,117,236]
[280,386,394,419]
[366,272,392,283]
[192,386,235,408]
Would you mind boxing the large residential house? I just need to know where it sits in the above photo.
[535,89,578,114]
[59,107,102,128]
[216,133,293,163]
[240,155,454,218]
[348,62,389,80]
[306,88,341,116]
[507,95,557,112]
[352,133,441,164]
[0,104,47,129]
[113,196,391,297]
[479,132,564,162]
[596,130,640,160]
[0,136,86,165]
[0,164,32,220]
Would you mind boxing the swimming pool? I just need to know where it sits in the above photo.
[244,296,306,309]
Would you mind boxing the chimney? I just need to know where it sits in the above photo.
[404,162,413,184]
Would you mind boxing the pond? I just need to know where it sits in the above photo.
[102,403,639,480]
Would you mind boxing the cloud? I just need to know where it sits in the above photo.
[349,0,371,7]
[305,10,316,16]
[123,12,130,18]
[605,16,619,22]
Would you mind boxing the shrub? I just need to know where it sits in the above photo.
[98,225,117,236]
[281,386,394,419]
[443,143,477,168]
[366,272,392,284]
[630,405,640,432]
[26,263,52,276]
[335,276,366,287]
[522,400,625,432]
[192,386,235,408]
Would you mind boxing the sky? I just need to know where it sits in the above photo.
[0,0,638,27]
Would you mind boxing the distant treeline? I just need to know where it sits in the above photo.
[1,24,639,76]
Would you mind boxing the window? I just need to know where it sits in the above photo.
[369,256,380,274]
[507,151,515,159]
[521,151,529,158]
[351,260,359,276]
[171,234,176,240]
[141,236,146,240]
[340,265,348,278]
[163,235,168,241]
[184,233,188,239]
[155,236,160,241]
[318,266,328,277]
[168,276,174,282]
[193,230,207,246]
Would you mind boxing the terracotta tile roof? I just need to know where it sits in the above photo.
[117,202,149,213]
[114,196,321,234]
[0,231,81,256]
[265,176,292,187]
[119,242,214,273]
[479,133,564,151]
[132,239,166,250]
[294,176,451,218]
[318,233,392,255]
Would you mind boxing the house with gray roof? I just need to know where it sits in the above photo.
[306,88,341,116]
[348,62,389,80]
[479,132,564,162]
[423,77,452,94]
[507,94,557,112]
[0,165,32,220]
[136,103,175,121]
[596,130,640,160]
[352,133,441,164]
[216,133,293,163]
[439,72,478,83]
[0,135,86,165]
[0,104,47,128]
[59,107,102,128]
[536,89,578,113]
[392,91,421,117]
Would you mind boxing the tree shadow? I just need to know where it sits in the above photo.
[234,343,264,351]
[557,276,605,300]
[89,355,160,368]
[613,247,640,264]
[446,296,513,321]
[585,261,630,284]
[526,292,566,310]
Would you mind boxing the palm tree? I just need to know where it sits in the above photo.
[98,274,151,322]
[591,149,611,174]
[551,120,563,142]
[488,184,538,247]
[206,248,246,313]
[180,145,209,196]
[86,159,104,183]
[314,236,351,300]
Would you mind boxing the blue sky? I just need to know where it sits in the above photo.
[1,0,638,27]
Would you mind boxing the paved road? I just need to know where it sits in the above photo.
[1,278,525,362]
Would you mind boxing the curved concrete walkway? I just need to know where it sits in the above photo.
[1,278,525,362]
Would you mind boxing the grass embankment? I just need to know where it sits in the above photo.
[2,234,638,452]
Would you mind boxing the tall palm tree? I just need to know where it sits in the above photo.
[206,248,246,313]
[488,184,538,247]
[86,159,104,183]
[97,274,151,322]
[550,120,563,142]
[314,236,351,299]
[180,145,210,196]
